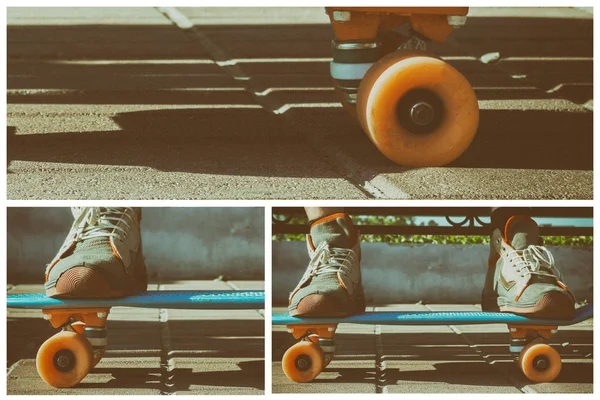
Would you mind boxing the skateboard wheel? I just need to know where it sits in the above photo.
[36,331,94,388]
[520,342,561,383]
[282,341,325,383]
[357,50,479,167]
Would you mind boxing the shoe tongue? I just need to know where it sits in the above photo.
[310,214,354,249]
[506,217,540,250]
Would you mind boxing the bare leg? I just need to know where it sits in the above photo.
[304,207,345,222]
[490,207,532,229]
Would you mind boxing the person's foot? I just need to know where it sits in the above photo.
[45,207,147,298]
[289,213,365,317]
[482,215,575,319]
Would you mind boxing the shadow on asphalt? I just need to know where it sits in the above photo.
[7,105,593,174]
[72,360,264,390]
[284,360,593,387]
[7,17,593,174]
[388,360,592,385]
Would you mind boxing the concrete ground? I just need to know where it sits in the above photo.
[7,281,265,395]
[272,304,593,394]
[6,7,593,199]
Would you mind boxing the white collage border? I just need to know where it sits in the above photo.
[1,1,597,398]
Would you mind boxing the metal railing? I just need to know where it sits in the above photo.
[272,207,593,237]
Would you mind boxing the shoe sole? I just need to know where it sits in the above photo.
[46,267,145,299]
[289,293,365,318]
[484,291,575,320]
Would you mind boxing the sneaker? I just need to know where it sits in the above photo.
[45,207,147,298]
[288,213,365,317]
[482,215,575,319]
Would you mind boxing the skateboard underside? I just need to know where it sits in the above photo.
[7,290,265,388]
[273,304,593,326]
[7,290,265,310]
[276,305,592,384]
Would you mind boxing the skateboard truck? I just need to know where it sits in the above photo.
[326,7,479,167]
[37,308,110,387]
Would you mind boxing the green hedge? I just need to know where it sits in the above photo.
[272,233,592,246]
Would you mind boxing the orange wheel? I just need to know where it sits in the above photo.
[520,342,562,383]
[357,50,479,167]
[282,341,325,383]
[36,331,93,388]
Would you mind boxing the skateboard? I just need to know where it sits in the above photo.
[326,7,479,167]
[7,290,265,388]
[273,304,593,383]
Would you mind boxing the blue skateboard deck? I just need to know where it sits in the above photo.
[273,303,593,326]
[7,290,265,310]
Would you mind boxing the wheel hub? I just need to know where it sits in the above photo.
[532,355,550,371]
[295,354,312,371]
[410,102,435,126]
[53,349,76,372]
[397,88,444,134]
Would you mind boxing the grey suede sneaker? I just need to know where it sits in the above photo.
[289,213,365,317]
[482,215,575,319]
[45,207,147,298]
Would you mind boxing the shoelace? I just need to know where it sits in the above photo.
[308,242,357,277]
[71,207,135,242]
[506,245,562,281]
[46,207,137,277]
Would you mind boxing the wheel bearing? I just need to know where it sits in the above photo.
[396,88,445,134]
[295,354,312,371]
[53,349,76,372]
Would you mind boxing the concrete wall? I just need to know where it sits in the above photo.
[7,207,264,283]
[273,241,593,304]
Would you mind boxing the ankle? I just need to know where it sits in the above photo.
[309,213,357,249]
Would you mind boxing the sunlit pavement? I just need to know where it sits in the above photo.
[7,7,592,199]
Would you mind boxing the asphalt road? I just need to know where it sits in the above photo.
[7,7,593,199]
